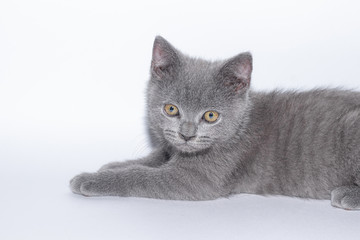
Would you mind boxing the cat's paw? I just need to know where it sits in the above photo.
[70,172,109,196]
[70,172,94,195]
[331,186,360,210]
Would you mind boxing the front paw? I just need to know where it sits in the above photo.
[70,172,107,197]
[331,186,360,210]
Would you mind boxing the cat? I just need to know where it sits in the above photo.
[70,36,360,210]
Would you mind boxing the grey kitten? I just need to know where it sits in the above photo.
[70,36,360,210]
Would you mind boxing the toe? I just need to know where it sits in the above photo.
[340,195,360,210]
[69,172,94,194]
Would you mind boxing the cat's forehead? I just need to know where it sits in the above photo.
[165,58,227,110]
[179,57,221,81]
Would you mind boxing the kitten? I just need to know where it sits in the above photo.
[70,36,360,210]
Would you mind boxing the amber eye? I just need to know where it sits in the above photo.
[164,104,179,116]
[203,111,219,123]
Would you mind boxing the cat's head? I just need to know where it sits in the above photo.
[147,36,252,153]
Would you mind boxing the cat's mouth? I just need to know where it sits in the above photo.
[177,142,197,152]
[163,130,212,153]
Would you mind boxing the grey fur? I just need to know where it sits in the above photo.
[70,36,360,210]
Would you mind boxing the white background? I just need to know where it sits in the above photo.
[1,0,360,239]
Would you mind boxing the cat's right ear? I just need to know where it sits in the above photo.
[151,36,180,79]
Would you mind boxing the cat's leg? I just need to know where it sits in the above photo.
[70,163,223,200]
[98,149,168,171]
[331,185,360,210]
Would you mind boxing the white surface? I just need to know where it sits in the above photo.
[1,0,360,239]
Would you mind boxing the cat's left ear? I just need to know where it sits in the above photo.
[218,52,253,93]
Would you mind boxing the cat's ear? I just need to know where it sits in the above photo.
[218,52,252,93]
[151,36,180,79]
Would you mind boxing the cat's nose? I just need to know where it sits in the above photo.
[178,133,196,141]
[179,121,197,141]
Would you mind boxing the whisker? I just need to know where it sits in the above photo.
[164,132,176,136]
[131,136,151,158]
[199,136,210,139]
[192,143,211,146]
[164,129,176,133]
[164,133,176,140]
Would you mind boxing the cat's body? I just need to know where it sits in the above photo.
[70,36,360,210]
[232,89,360,200]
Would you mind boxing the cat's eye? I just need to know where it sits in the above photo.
[164,104,179,116]
[203,111,219,123]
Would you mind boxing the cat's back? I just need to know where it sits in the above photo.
[249,88,360,147]
[249,88,360,132]
[251,88,360,116]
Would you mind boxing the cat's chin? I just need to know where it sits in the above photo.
[173,142,211,154]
